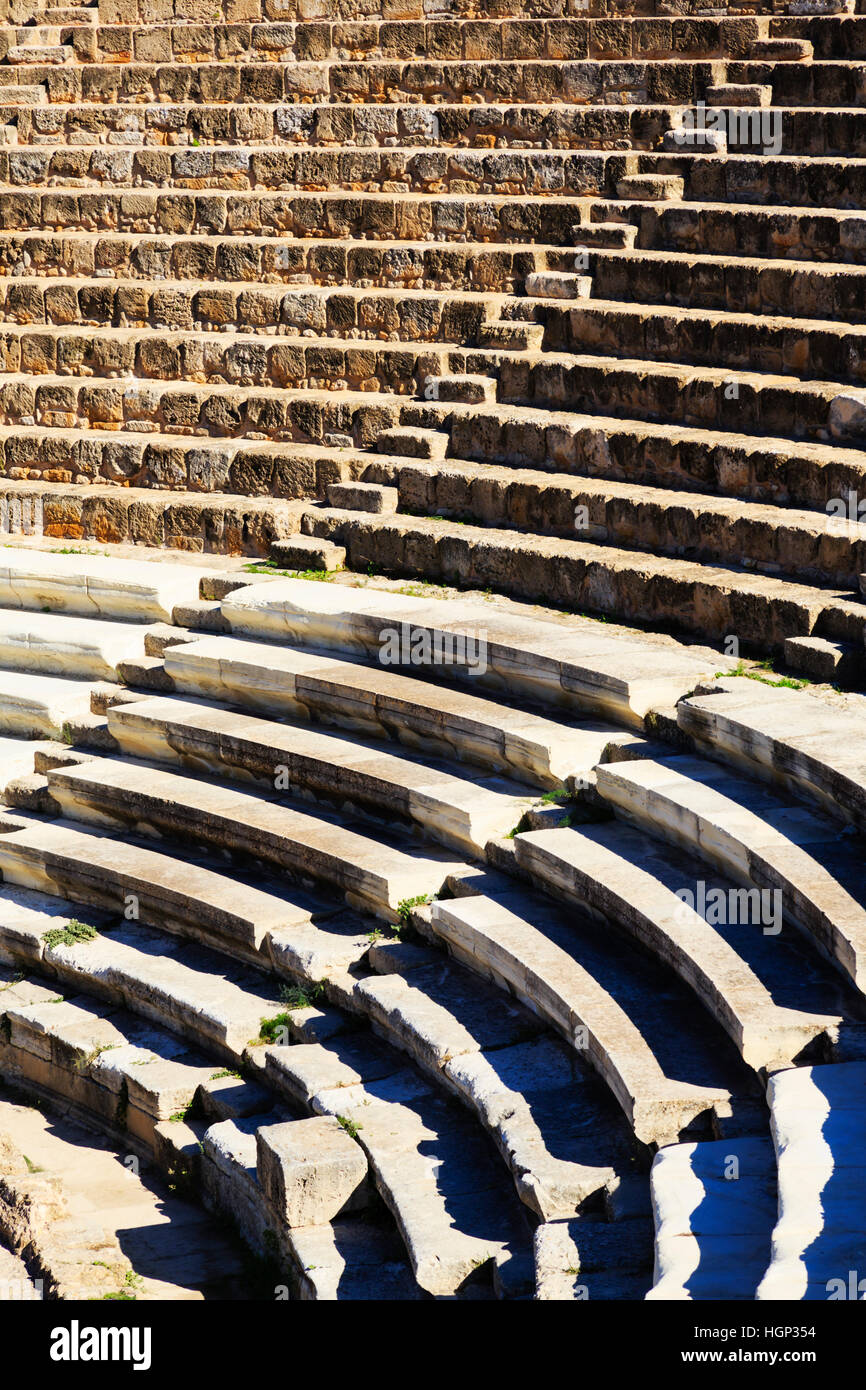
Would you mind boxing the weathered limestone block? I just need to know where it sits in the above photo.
[256,1116,369,1226]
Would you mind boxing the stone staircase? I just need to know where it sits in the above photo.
[0,0,860,679]
[0,0,863,1302]
[0,546,857,1297]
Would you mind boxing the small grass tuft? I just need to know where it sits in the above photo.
[396,893,432,923]
[43,920,99,951]
[277,980,327,1011]
[257,1011,292,1043]
[336,1115,362,1140]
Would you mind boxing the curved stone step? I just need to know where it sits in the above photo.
[0,607,151,680]
[0,824,638,1222]
[0,967,233,1148]
[260,1031,533,1298]
[221,577,725,729]
[0,964,420,1299]
[163,634,644,789]
[38,921,286,1061]
[287,510,862,656]
[431,890,733,1146]
[757,1061,866,1300]
[0,669,94,737]
[534,1216,654,1300]
[595,753,866,995]
[515,823,856,1073]
[42,755,467,922]
[0,546,204,622]
[646,1136,777,1301]
[650,1133,779,1301]
[198,1114,421,1302]
[0,817,320,959]
[104,694,538,857]
[678,679,866,836]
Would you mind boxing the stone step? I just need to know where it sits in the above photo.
[430,891,739,1146]
[0,608,153,680]
[0,545,205,621]
[4,184,863,260]
[535,1216,654,1300]
[270,535,346,573]
[524,271,592,300]
[103,694,538,857]
[499,347,856,444]
[318,481,397,516]
[552,295,866,390]
[661,124,727,152]
[479,320,545,350]
[752,38,814,59]
[444,398,866,516]
[678,678,866,835]
[616,173,685,200]
[571,220,638,249]
[42,754,466,923]
[36,15,829,66]
[0,95,675,151]
[347,939,642,1222]
[595,752,866,996]
[597,194,866,263]
[365,457,866,590]
[0,962,421,1298]
[0,818,318,957]
[579,246,866,325]
[303,509,864,654]
[646,1136,777,1299]
[262,1032,532,1297]
[515,821,860,1073]
[0,230,541,295]
[0,425,370,513]
[0,56,716,108]
[13,95,866,157]
[783,634,862,682]
[14,54,864,109]
[707,82,774,105]
[376,427,449,462]
[198,1113,426,1301]
[0,818,637,1221]
[0,478,298,556]
[422,374,497,404]
[220,575,725,729]
[32,913,285,1061]
[0,669,95,737]
[0,277,499,344]
[162,632,646,788]
[9,266,866,402]
[0,967,227,1147]
[757,1061,866,1300]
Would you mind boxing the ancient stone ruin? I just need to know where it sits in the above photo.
[0,0,863,1305]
